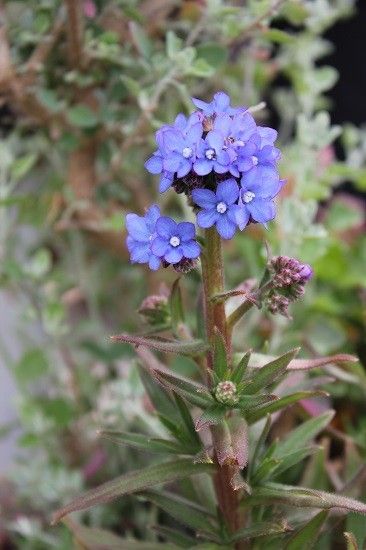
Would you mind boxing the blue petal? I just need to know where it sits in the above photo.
[163,153,182,173]
[126,214,149,241]
[177,222,196,242]
[232,205,250,230]
[192,188,217,208]
[241,166,281,198]
[193,158,212,176]
[145,204,161,231]
[156,216,177,238]
[213,92,230,111]
[247,198,276,223]
[258,127,277,146]
[181,240,201,259]
[216,179,239,205]
[151,236,169,257]
[214,114,232,135]
[197,208,219,229]
[162,129,184,151]
[174,113,187,130]
[186,122,203,145]
[206,130,224,151]
[216,216,237,240]
[145,154,163,174]
[159,172,174,193]
[129,242,150,263]
[191,97,212,113]
[165,247,183,264]
[148,255,161,271]
[177,158,192,178]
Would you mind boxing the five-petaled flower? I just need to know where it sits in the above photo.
[126,205,161,271]
[151,217,201,264]
[192,179,241,240]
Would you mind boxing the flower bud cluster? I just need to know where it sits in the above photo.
[214,380,239,405]
[138,294,170,326]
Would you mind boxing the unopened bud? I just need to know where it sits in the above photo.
[138,294,170,325]
[215,380,239,405]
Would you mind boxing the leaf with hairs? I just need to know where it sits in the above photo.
[231,351,251,385]
[173,393,202,450]
[238,393,277,412]
[155,370,214,409]
[213,328,228,381]
[195,405,226,432]
[152,526,196,548]
[111,333,209,356]
[244,349,300,394]
[246,391,328,423]
[170,279,185,335]
[243,482,366,514]
[247,352,357,371]
[230,521,292,543]
[99,431,186,455]
[52,459,215,524]
[138,366,178,420]
[275,410,335,457]
[344,532,359,550]
[285,511,329,549]
[140,490,218,534]
[63,517,178,549]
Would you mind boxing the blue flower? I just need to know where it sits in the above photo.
[126,205,161,270]
[235,167,284,229]
[151,217,201,264]
[193,131,231,175]
[192,91,244,116]
[192,178,240,239]
[160,122,203,178]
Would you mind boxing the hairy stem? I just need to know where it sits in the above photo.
[201,227,239,534]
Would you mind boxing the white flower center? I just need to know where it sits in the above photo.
[251,155,258,166]
[216,201,227,214]
[182,147,193,158]
[169,236,180,247]
[205,148,216,160]
[242,191,255,204]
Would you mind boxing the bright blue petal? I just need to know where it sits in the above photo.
[241,166,281,198]
[177,158,192,178]
[206,130,224,151]
[174,113,187,130]
[247,198,276,223]
[197,208,219,229]
[214,114,232,135]
[181,240,200,259]
[163,153,182,173]
[145,154,163,174]
[165,247,183,264]
[162,129,184,151]
[193,158,212,175]
[130,242,150,263]
[214,92,230,111]
[233,205,250,230]
[126,214,149,241]
[192,188,217,208]
[191,97,212,114]
[156,216,177,238]
[159,172,173,193]
[148,255,161,271]
[145,204,161,231]
[216,179,239,205]
[258,127,277,146]
[151,236,169,257]
[216,216,237,240]
[186,122,203,145]
[177,222,196,241]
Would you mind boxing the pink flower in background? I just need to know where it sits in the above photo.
[83,0,96,18]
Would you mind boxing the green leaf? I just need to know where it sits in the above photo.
[52,459,215,524]
[196,43,227,68]
[263,29,294,44]
[99,431,186,455]
[166,31,183,59]
[11,153,38,181]
[152,526,195,548]
[111,333,209,356]
[243,482,366,514]
[249,414,272,478]
[13,348,48,385]
[270,447,319,479]
[173,393,202,450]
[285,511,329,549]
[238,394,277,412]
[213,328,228,381]
[140,490,218,534]
[63,517,129,549]
[231,351,251,385]
[37,88,63,113]
[244,349,300,394]
[344,532,359,550]
[170,279,185,335]
[246,391,328,423]
[67,105,99,128]
[230,521,291,543]
[138,366,178,420]
[274,410,335,457]
[195,405,226,432]
[154,370,214,409]
[130,22,152,58]
[187,59,215,78]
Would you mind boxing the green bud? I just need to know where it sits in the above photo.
[215,380,239,405]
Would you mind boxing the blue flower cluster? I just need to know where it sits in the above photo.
[126,205,200,272]
[126,92,283,269]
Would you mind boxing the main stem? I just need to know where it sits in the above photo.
[201,227,239,534]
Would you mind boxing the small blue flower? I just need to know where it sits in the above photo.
[192,178,240,239]
[126,205,161,270]
[160,122,203,178]
[151,217,201,264]
[193,131,231,175]
[192,91,244,116]
[235,167,284,229]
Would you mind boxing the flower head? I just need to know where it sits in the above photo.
[192,91,244,117]
[151,217,201,265]
[126,205,161,270]
[192,178,240,239]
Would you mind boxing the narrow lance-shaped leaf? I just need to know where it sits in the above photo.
[213,328,228,380]
[230,521,292,544]
[138,365,178,420]
[155,370,214,409]
[244,348,300,394]
[238,393,277,412]
[285,511,329,550]
[249,414,272,479]
[173,392,202,450]
[139,490,218,534]
[111,333,209,356]
[152,525,196,548]
[231,351,251,385]
[246,391,329,424]
[275,410,335,457]
[170,279,185,335]
[99,431,186,455]
[344,532,359,550]
[52,459,215,524]
[243,482,366,514]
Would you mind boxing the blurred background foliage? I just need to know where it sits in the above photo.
[0,0,365,548]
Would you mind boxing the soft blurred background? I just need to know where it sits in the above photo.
[0,0,365,548]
